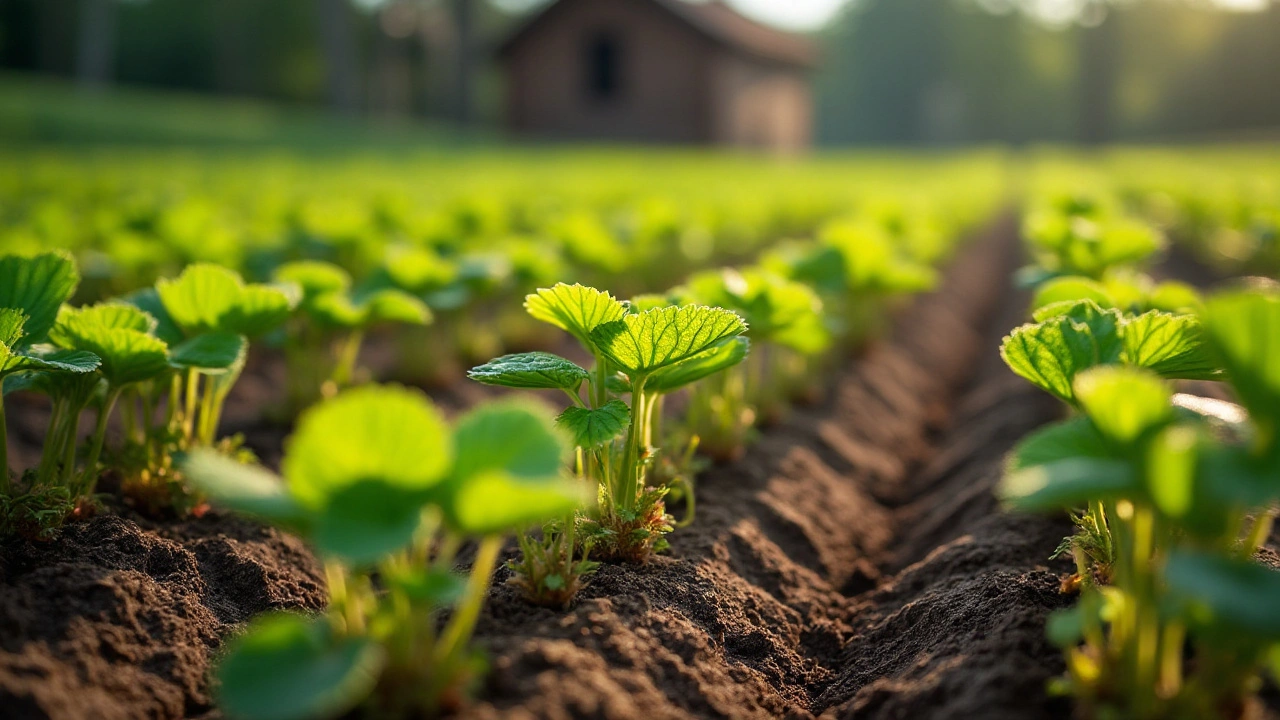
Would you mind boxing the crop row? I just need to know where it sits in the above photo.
[1029,148,1280,277]
[1000,189,1280,718]
[0,156,1000,719]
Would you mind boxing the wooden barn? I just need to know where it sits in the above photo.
[498,0,817,152]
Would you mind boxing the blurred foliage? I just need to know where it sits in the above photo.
[816,0,1280,144]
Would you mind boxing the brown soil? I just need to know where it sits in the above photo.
[2,218,1273,720]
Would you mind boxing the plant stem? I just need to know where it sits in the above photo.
[196,376,216,445]
[80,388,121,496]
[435,535,502,664]
[619,375,648,513]
[166,373,181,433]
[182,369,199,443]
[38,398,67,487]
[330,329,365,389]
[591,354,609,409]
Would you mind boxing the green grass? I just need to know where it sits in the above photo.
[0,72,480,151]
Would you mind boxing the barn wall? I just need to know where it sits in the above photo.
[503,0,714,144]
[709,51,812,154]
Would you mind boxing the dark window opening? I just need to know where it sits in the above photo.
[585,32,621,102]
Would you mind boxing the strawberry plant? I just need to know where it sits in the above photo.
[183,385,584,720]
[675,267,829,462]
[468,283,747,604]
[114,263,295,512]
[273,260,430,409]
[999,285,1280,719]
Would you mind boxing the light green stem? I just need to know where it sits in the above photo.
[80,388,122,496]
[182,369,199,442]
[330,330,365,389]
[619,375,648,513]
[435,535,502,664]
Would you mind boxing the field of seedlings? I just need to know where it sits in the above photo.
[0,146,1277,720]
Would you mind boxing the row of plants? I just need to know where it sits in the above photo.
[0,162,996,719]
[0,150,1003,385]
[465,205,949,608]
[1030,149,1280,279]
[176,196,978,720]
[999,193,1280,718]
[0,251,429,537]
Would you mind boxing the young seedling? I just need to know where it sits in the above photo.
[0,252,106,536]
[468,283,748,603]
[999,286,1280,719]
[676,267,829,462]
[183,385,584,720]
[113,263,295,512]
[274,260,431,409]
[1020,199,1164,284]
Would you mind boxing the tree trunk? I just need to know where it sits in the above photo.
[76,0,116,90]
[213,0,252,96]
[451,0,474,127]
[1076,2,1118,145]
[318,0,360,115]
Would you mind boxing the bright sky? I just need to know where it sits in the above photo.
[491,0,1272,31]
[726,0,1271,30]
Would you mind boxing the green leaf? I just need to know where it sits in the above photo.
[1001,311,1120,404]
[1074,366,1172,446]
[223,284,296,338]
[1031,276,1113,313]
[1121,311,1219,381]
[450,400,565,483]
[646,336,749,395]
[0,251,79,346]
[589,305,748,378]
[1202,288,1280,435]
[1147,281,1202,315]
[359,289,431,326]
[49,304,169,386]
[435,400,583,534]
[1,346,101,377]
[556,400,630,448]
[524,283,628,351]
[168,332,247,372]
[1165,551,1280,638]
[0,308,28,348]
[310,289,430,330]
[157,263,296,338]
[467,352,588,391]
[217,613,384,720]
[122,287,184,345]
[679,269,828,353]
[1145,425,1198,520]
[1006,416,1114,473]
[181,449,306,527]
[312,481,426,564]
[282,385,452,510]
[1000,457,1136,512]
[273,260,352,300]
[157,264,244,335]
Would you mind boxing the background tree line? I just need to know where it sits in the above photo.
[0,0,1277,145]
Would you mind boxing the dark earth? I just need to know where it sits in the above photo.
[2,220,1275,719]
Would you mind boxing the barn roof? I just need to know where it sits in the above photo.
[499,0,819,69]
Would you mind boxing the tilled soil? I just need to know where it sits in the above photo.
[2,220,1270,720]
